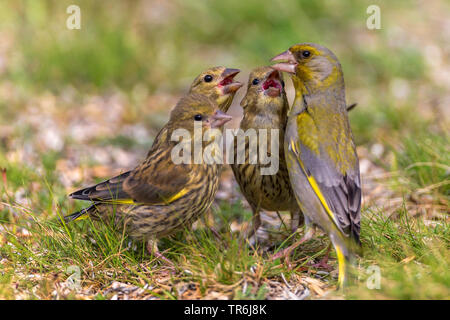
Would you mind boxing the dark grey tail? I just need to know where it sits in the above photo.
[62,204,96,223]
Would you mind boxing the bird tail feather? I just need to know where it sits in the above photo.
[63,204,96,223]
[335,244,348,289]
[333,235,360,289]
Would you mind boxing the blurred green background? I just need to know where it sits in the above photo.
[0,0,448,145]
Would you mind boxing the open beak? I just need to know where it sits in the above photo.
[262,70,283,97]
[211,110,232,128]
[266,69,281,81]
[270,50,297,74]
[219,68,243,94]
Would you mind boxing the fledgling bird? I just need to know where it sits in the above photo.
[271,43,362,287]
[64,93,232,263]
[230,67,303,241]
[148,67,242,232]
[189,66,242,113]
[151,67,242,152]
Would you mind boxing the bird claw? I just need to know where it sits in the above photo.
[147,240,175,268]
[309,259,333,271]
[271,238,308,271]
[309,244,333,271]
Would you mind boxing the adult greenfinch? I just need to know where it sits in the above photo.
[271,43,361,287]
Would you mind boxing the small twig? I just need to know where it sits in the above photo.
[280,272,291,289]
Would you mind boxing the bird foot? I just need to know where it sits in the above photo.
[309,257,333,271]
[271,246,293,261]
[271,227,315,269]
[154,251,175,267]
[240,224,260,248]
[309,244,333,271]
[271,238,308,270]
[146,241,175,268]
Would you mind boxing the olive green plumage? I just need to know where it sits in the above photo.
[65,93,232,248]
[272,43,361,287]
[230,67,303,238]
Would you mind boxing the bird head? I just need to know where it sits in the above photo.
[271,43,343,93]
[189,67,243,112]
[240,66,286,109]
[168,93,232,135]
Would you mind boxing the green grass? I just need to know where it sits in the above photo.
[352,207,449,299]
[0,192,448,299]
[395,132,450,196]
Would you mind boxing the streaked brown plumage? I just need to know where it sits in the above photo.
[230,67,303,240]
[150,67,242,153]
[65,93,232,258]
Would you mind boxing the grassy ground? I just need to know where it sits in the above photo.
[0,0,449,299]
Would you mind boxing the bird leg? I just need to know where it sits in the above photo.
[146,239,174,267]
[309,243,333,271]
[242,200,262,243]
[249,209,262,237]
[202,208,222,241]
[290,208,302,234]
[243,208,261,247]
[271,224,315,268]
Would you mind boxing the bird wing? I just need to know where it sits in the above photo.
[69,171,132,202]
[69,149,191,206]
[123,154,191,205]
[146,126,168,157]
[290,111,361,243]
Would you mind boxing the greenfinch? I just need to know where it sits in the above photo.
[230,67,302,241]
[64,93,232,262]
[271,43,361,287]
[189,66,242,112]
[151,67,242,151]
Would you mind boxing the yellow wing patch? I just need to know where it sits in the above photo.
[103,199,136,205]
[289,138,340,228]
[306,174,340,227]
[163,187,189,204]
[98,187,189,206]
[72,214,89,221]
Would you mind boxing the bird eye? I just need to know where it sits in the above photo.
[302,50,311,58]
[204,75,213,82]
[281,80,285,88]
[194,114,203,121]
[252,78,259,85]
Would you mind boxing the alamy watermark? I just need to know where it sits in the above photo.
[366,265,381,289]
[66,5,81,30]
[366,5,381,30]
[65,265,81,291]
[170,121,280,175]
